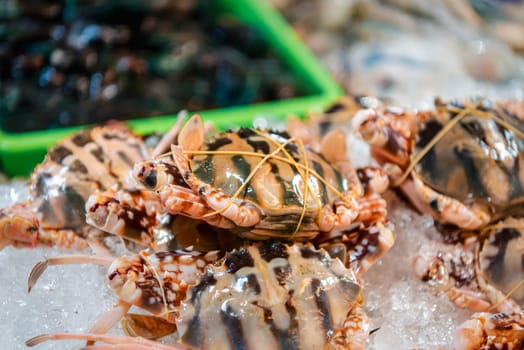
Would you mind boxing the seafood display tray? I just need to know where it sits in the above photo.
[0,0,342,177]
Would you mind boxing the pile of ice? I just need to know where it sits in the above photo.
[0,181,116,350]
[0,164,473,349]
[363,193,471,349]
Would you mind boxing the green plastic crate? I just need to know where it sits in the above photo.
[0,0,343,177]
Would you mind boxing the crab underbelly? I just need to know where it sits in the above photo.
[179,293,344,350]
[177,243,362,350]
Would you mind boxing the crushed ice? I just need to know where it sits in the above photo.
[363,193,471,349]
[0,182,116,350]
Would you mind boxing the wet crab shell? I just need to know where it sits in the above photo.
[30,123,149,233]
[187,128,354,238]
[413,216,524,313]
[412,99,524,214]
[176,242,363,350]
[477,216,524,308]
[28,241,368,349]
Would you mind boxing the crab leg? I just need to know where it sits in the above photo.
[28,254,114,292]
[328,307,371,350]
[355,194,388,224]
[447,288,493,312]
[89,300,132,335]
[152,110,188,158]
[409,175,491,230]
[26,333,187,349]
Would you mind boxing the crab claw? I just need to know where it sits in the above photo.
[0,202,89,251]
[452,312,524,350]
[353,109,389,147]
[107,250,220,323]
[0,204,39,249]
[133,158,189,192]
[353,108,414,168]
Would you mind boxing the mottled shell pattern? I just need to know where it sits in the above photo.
[30,123,149,234]
[176,241,363,350]
[189,128,351,235]
[413,99,524,215]
[105,241,363,350]
[478,216,524,308]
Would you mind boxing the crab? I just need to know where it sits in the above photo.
[27,241,371,350]
[129,113,389,243]
[354,97,524,230]
[452,311,524,350]
[17,109,396,349]
[414,215,524,313]
[353,97,524,346]
[0,122,150,250]
[0,111,199,252]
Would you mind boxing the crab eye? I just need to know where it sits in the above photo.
[133,162,160,189]
[143,171,157,189]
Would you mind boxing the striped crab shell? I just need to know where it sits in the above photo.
[412,99,524,218]
[356,98,524,229]
[176,242,367,350]
[30,123,149,229]
[414,215,524,313]
[103,241,368,350]
[26,242,368,350]
[134,114,387,241]
[0,123,149,249]
[186,128,354,238]
[477,216,524,311]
